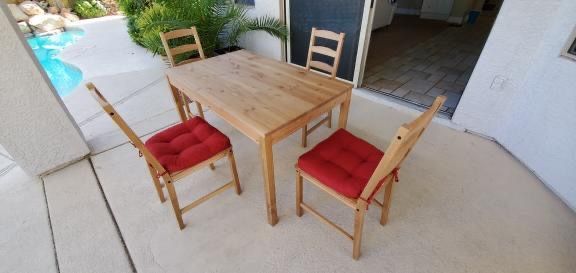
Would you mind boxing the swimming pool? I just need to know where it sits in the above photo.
[27,30,84,97]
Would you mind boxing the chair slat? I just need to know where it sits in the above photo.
[170,43,199,56]
[305,28,345,79]
[300,202,354,240]
[160,26,205,68]
[309,60,334,74]
[180,181,234,214]
[314,29,341,41]
[162,28,194,40]
[311,45,337,58]
[175,57,202,66]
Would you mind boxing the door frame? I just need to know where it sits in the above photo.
[352,0,375,87]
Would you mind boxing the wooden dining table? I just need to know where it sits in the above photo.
[165,50,353,226]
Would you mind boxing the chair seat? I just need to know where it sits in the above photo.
[145,117,231,173]
[297,129,384,199]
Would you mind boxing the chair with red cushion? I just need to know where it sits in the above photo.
[86,82,241,230]
[296,96,446,259]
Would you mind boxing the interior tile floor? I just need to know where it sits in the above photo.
[363,15,494,115]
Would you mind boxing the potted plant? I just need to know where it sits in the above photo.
[119,0,287,58]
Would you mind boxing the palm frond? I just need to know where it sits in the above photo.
[246,16,288,41]
[127,0,288,56]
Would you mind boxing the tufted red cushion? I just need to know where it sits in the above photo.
[297,129,384,199]
[145,117,231,173]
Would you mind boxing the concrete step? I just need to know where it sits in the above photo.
[43,159,133,273]
[0,166,57,273]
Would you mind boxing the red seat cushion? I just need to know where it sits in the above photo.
[145,117,231,173]
[297,129,384,199]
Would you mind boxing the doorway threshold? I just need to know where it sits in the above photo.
[357,87,453,119]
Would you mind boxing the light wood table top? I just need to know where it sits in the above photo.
[165,50,353,225]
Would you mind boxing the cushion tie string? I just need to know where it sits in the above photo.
[156,171,168,178]
[359,168,400,207]
[149,164,168,178]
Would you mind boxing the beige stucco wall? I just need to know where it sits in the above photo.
[453,0,576,210]
[0,2,89,175]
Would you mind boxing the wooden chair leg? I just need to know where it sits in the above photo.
[164,176,185,230]
[301,125,308,148]
[327,110,332,128]
[353,204,367,260]
[380,181,394,226]
[296,171,303,217]
[147,163,165,203]
[227,150,242,195]
[195,101,205,119]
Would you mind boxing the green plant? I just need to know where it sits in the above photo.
[120,0,287,57]
[74,0,107,18]
[118,0,151,43]
[118,0,153,16]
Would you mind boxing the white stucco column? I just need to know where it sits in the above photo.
[0,3,90,175]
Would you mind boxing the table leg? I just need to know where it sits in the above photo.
[338,89,352,128]
[168,78,187,123]
[259,136,278,226]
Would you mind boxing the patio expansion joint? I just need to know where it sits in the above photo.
[40,178,61,273]
[86,158,137,273]
[88,108,182,156]
[78,76,165,127]
[0,163,17,177]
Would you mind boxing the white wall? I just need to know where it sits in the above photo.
[0,3,90,175]
[453,0,576,210]
[238,0,283,60]
[397,0,423,10]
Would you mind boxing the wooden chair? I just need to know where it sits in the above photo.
[295,96,446,259]
[301,27,346,148]
[86,82,242,230]
[160,27,206,120]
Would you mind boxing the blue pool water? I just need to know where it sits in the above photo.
[27,30,84,97]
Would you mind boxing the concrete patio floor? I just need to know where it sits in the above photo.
[3,91,576,273]
[88,93,576,273]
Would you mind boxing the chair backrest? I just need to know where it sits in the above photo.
[85,82,167,174]
[359,96,447,202]
[305,27,345,78]
[160,27,206,67]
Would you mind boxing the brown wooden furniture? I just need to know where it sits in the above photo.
[295,96,446,259]
[301,28,346,147]
[165,50,354,226]
[160,27,206,120]
[86,82,242,230]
